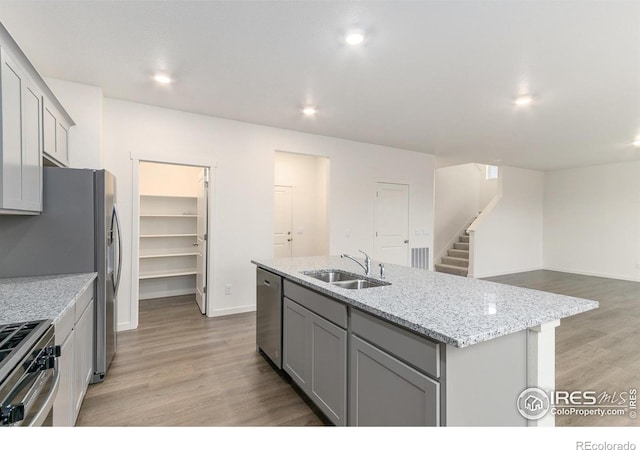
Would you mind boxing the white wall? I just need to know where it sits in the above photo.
[544,161,640,281]
[274,151,329,257]
[102,98,435,330]
[479,169,498,211]
[44,78,102,170]
[468,166,544,278]
[434,164,481,261]
[139,161,203,197]
[434,164,498,262]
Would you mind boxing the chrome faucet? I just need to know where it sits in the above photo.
[341,250,371,276]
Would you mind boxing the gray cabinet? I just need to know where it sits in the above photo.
[283,297,347,426]
[283,298,309,390]
[43,97,70,167]
[0,47,43,214]
[53,283,94,426]
[53,327,74,426]
[350,335,439,426]
[309,310,347,425]
[73,298,94,422]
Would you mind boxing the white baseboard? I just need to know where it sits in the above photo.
[543,266,640,283]
[474,266,544,279]
[209,304,256,317]
[139,288,196,301]
[117,321,135,332]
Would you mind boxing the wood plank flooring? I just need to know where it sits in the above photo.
[76,296,327,426]
[485,270,640,427]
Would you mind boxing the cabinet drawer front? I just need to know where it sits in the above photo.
[284,280,347,328]
[74,283,94,322]
[351,309,440,378]
[350,335,439,426]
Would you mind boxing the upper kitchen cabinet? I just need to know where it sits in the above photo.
[0,22,75,214]
[0,48,43,214]
[42,97,71,168]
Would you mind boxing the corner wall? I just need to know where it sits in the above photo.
[43,78,103,170]
[544,161,640,281]
[469,166,544,278]
[434,164,481,261]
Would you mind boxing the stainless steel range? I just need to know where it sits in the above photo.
[0,320,60,427]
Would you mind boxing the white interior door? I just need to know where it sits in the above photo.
[274,186,293,257]
[195,169,208,314]
[374,182,410,265]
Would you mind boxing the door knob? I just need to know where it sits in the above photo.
[193,243,199,247]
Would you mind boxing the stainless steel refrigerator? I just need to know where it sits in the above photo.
[0,167,121,383]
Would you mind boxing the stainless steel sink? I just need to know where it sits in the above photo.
[303,270,362,283]
[301,269,391,289]
[330,279,389,289]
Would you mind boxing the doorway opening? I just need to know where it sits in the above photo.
[137,161,210,317]
[374,182,410,266]
[274,151,329,257]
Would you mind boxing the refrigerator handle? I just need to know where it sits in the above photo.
[112,204,123,295]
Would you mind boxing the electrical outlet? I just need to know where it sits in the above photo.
[224,284,232,295]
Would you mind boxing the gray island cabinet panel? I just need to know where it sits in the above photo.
[309,311,347,425]
[283,294,347,426]
[350,335,439,426]
[283,298,310,390]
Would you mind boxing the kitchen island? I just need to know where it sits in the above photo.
[252,256,598,427]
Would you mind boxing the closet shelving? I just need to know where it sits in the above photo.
[139,194,198,299]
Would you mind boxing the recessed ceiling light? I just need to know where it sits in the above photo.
[514,94,533,106]
[633,138,640,147]
[302,106,317,116]
[345,32,365,46]
[153,73,172,84]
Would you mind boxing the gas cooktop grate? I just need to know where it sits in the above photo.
[0,321,45,364]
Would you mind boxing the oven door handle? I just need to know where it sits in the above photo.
[26,358,60,427]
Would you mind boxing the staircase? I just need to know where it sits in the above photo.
[434,233,469,277]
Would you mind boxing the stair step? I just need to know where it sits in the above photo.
[459,235,469,243]
[453,242,469,250]
[448,249,469,258]
[434,263,468,277]
[442,256,469,268]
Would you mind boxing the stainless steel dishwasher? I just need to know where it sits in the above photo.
[256,267,283,368]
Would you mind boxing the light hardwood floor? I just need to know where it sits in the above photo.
[485,270,640,427]
[76,295,326,426]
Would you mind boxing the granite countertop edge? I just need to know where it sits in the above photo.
[0,272,98,325]
[252,258,599,348]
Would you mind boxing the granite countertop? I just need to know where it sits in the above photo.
[252,256,599,348]
[0,273,97,324]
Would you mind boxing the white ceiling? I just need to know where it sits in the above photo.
[0,1,638,171]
